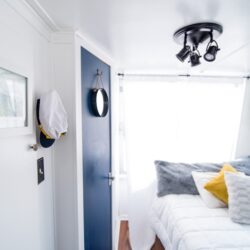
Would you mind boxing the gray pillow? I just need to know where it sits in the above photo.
[155,157,250,198]
[155,161,221,197]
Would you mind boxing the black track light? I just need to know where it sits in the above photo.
[189,49,201,67]
[204,40,220,62]
[173,23,223,67]
[176,32,191,62]
[176,45,191,62]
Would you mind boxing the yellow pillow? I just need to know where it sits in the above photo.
[204,164,237,204]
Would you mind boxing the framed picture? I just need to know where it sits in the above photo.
[0,67,27,128]
[0,61,33,137]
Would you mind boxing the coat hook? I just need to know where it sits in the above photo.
[96,69,102,76]
[30,144,39,151]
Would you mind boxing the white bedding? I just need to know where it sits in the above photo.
[150,194,250,250]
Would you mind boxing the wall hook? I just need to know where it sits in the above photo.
[96,69,102,76]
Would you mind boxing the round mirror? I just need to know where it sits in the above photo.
[96,89,104,115]
[91,88,109,117]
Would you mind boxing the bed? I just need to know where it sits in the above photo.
[128,159,250,250]
[150,194,250,250]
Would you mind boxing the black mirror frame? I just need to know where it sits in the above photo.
[90,88,109,117]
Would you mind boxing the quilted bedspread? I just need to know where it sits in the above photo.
[150,195,250,250]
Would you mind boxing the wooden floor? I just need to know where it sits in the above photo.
[118,221,164,250]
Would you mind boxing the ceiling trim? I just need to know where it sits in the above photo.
[23,0,60,32]
[52,31,75,44]
[3,0,55,41]
[23,0,61,32]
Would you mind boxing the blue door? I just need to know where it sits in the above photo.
[81,47,112,250]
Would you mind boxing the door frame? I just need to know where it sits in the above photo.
[75,31,119,250]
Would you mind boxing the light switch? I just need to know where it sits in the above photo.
[37,157,45,184]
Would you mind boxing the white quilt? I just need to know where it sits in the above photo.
[150,195,250,250]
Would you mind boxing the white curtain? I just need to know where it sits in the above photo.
[119,76,245,249]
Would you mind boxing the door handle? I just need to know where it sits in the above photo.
[108,172,115,186]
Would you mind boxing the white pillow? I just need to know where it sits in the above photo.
[192,171,226,208]
[225,172,250,224]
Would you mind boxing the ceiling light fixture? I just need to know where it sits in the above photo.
[204,39,220,62]
[173,22,223,66]
[189,47,201,67]
[176,33,191,62]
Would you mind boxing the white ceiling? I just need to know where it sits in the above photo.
[36,0,250,75]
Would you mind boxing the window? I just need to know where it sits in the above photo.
[120,77,245,191]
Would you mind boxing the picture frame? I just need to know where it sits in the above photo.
[0,59,33,137]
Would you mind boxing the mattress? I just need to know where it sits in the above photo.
[150,194,250,250]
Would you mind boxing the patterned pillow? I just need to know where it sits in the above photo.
[225,172,250,224]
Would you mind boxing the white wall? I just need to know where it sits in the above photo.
[51,32,78,250]
[0,1,55,250]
